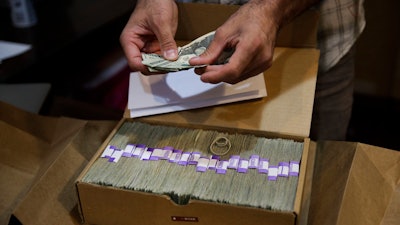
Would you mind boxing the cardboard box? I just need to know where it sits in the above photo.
[1,2,399,225]
[76,119,316,225]
[308,141,400,225]
[76,2,320,225]
[0,100,119,225]
[1,100,399,225]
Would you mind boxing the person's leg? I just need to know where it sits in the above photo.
[310,48,355,141]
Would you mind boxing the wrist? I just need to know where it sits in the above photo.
[247,0,319,28]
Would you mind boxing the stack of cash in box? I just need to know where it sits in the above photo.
[82,121,303,211]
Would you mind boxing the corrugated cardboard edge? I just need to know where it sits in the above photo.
[307,141,358,225]
[75,119,126,224]
[11,119,119,225]
[0,101,88,224]
[294,139,317,225]
[76,118,311,225]
[336,143,400,225]
[77,182,296,225]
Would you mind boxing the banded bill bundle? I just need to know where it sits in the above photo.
[82,121,303,211]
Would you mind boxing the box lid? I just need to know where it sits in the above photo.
[127,3,320,138]
[308,141,400,225]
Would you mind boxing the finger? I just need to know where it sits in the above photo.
[199,43,252,84]
[190,32,228,66]
[120,36,145,71]
[198,64,242,84]
[142,39,161,54]
[151,12,178,60]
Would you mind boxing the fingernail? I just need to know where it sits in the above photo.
[164,49,178,60]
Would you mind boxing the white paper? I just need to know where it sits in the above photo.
[127,69,267,118]
[0,40,31,63]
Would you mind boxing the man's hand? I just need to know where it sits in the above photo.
[190,0,319,84]
[120,0,179,75]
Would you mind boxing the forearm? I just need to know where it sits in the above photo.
[247,0,320,29]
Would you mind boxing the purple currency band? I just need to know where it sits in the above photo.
[227,155,240,169]
[208,155,220,170]
[196,157,209,172]
[140,147,154,161]
[237,159,249,173]
[216,160,228,174]
[101,145,116,158]
[132,144,146,158]
[289,161,300,176]
[268,165,278,181]
[188,152,201,165]
[258,158,269,174]
[248,155,260,169]
[122,144,136,157]
[178,152,191,166]
[278,162,290,177]
[169,149,183,163]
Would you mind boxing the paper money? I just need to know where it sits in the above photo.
[142,31,234,72]
[82,121,304,212]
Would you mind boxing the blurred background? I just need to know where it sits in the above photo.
[0,0,399,151]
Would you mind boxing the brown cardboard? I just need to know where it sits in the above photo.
[137,47,319,138]
[0,2,398,225]
[2,100,400,225]
[0,100,118,225]
[308,141,400,225]
[76,2,320,225]
[126,2,320,138]
[76,119,314,225]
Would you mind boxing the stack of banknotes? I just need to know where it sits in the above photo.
[82,121,303,212]
[142,31,234,72]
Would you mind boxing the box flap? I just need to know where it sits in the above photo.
[0,101,117,225]
[308,141,358,225]
[133,47,319,138]
[295,140,317,225]
[308,141,400,225]
[337,143,400,225]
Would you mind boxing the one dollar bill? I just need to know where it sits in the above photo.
[142,31,234,72]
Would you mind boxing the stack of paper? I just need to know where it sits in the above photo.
[127,69,267,118]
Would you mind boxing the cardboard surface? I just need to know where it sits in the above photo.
[1,101,399,225]
[77,180,296,225]
[0,101,117,225]
[308,141,400,225]
[1,2,398,225]
[139,47,319,138]
[81,2,320,225]
[76,119,313,225]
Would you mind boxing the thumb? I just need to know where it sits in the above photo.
[157,31,178,61]
[190,38,224,65]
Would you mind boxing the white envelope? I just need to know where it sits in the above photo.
[127,69,267,118]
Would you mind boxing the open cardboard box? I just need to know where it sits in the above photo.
[1,99,399,225]
[76,2,319,225]
[1,2,399,225]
